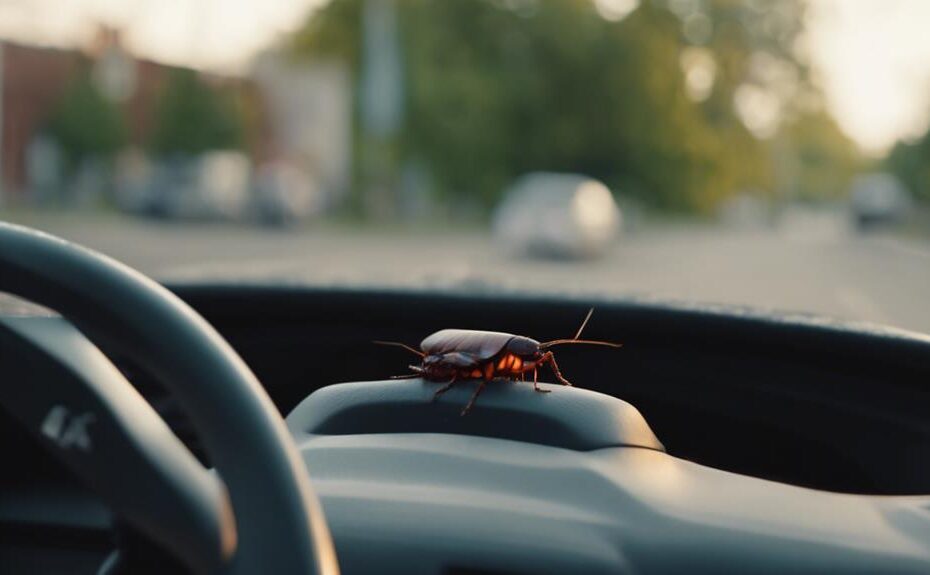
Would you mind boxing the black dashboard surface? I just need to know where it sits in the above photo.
[2,284,930,573]
[173,285,930,495]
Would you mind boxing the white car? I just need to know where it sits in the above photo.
[492,172,621,259]
[849,173,911,230]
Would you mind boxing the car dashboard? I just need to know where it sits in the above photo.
[2,285,930,573]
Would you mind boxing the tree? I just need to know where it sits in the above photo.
[149,69,244,156]
[286,0,830,214]
[887,134,930,202]
[778,108,862,201]
[47,72,126,169]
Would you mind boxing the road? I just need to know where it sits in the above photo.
[5,210,930,335]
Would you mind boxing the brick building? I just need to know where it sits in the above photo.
[0,29,259,199]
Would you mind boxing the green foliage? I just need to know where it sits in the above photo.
[47,73,126,168]
[887,131,930,202]
[289,0,364,64]
[149,69,244,156]
[288,0,836,214]
[779,109,862,201]
[693,0,811,205]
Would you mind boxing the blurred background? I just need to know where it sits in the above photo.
[1,0,929,332]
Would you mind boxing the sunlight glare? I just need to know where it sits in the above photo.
[594,0,640,23]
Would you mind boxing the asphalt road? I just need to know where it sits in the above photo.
[5,210,930,336]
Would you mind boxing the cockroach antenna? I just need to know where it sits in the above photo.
[373,340,425,357]
[574,307,595,340]
[539,308,622,350]
[538,338,623,349]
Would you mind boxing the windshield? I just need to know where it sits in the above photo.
[1,0,929,333]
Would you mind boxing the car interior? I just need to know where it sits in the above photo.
[3,1,930,572]
[1,223,929,574]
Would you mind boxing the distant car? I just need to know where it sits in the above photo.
[124,151,252,221]
[492,172,621,259]
[849,173,911,231]
[252,162,322,227]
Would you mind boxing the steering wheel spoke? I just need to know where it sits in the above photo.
[0,316,235,573]
[0,222,338,575]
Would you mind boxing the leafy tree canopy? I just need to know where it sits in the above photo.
[886,123,930,202]
[289,0,852,214]
[47,72,126,167]
[149,68,244,156]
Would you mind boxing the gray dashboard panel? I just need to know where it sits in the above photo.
[287,381,930,574]
[288,379,664,452]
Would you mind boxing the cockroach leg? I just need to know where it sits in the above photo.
[542,351,573,387]
[461,381,486,416]
[530,367,549,393]
[391,364,424,380]
[533,373,550,393]
[431,377,457,401]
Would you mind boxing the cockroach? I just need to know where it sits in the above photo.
[375,308,621,415]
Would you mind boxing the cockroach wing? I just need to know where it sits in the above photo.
[421,329,515,361]
[433,352,481,368]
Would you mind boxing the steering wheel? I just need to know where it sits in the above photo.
[0,223,339,574]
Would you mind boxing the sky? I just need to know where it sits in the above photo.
[806,0,930,154]
[0,0,929,155]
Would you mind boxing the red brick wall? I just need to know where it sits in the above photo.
[0,40,265,196]
[1,42,84,193]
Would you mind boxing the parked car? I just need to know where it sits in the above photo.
[492,172,621,259]
[849,173,911,231]
[117,151,252,221]
[252,162,323,227]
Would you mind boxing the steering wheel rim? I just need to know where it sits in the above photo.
[0,222,338,574]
